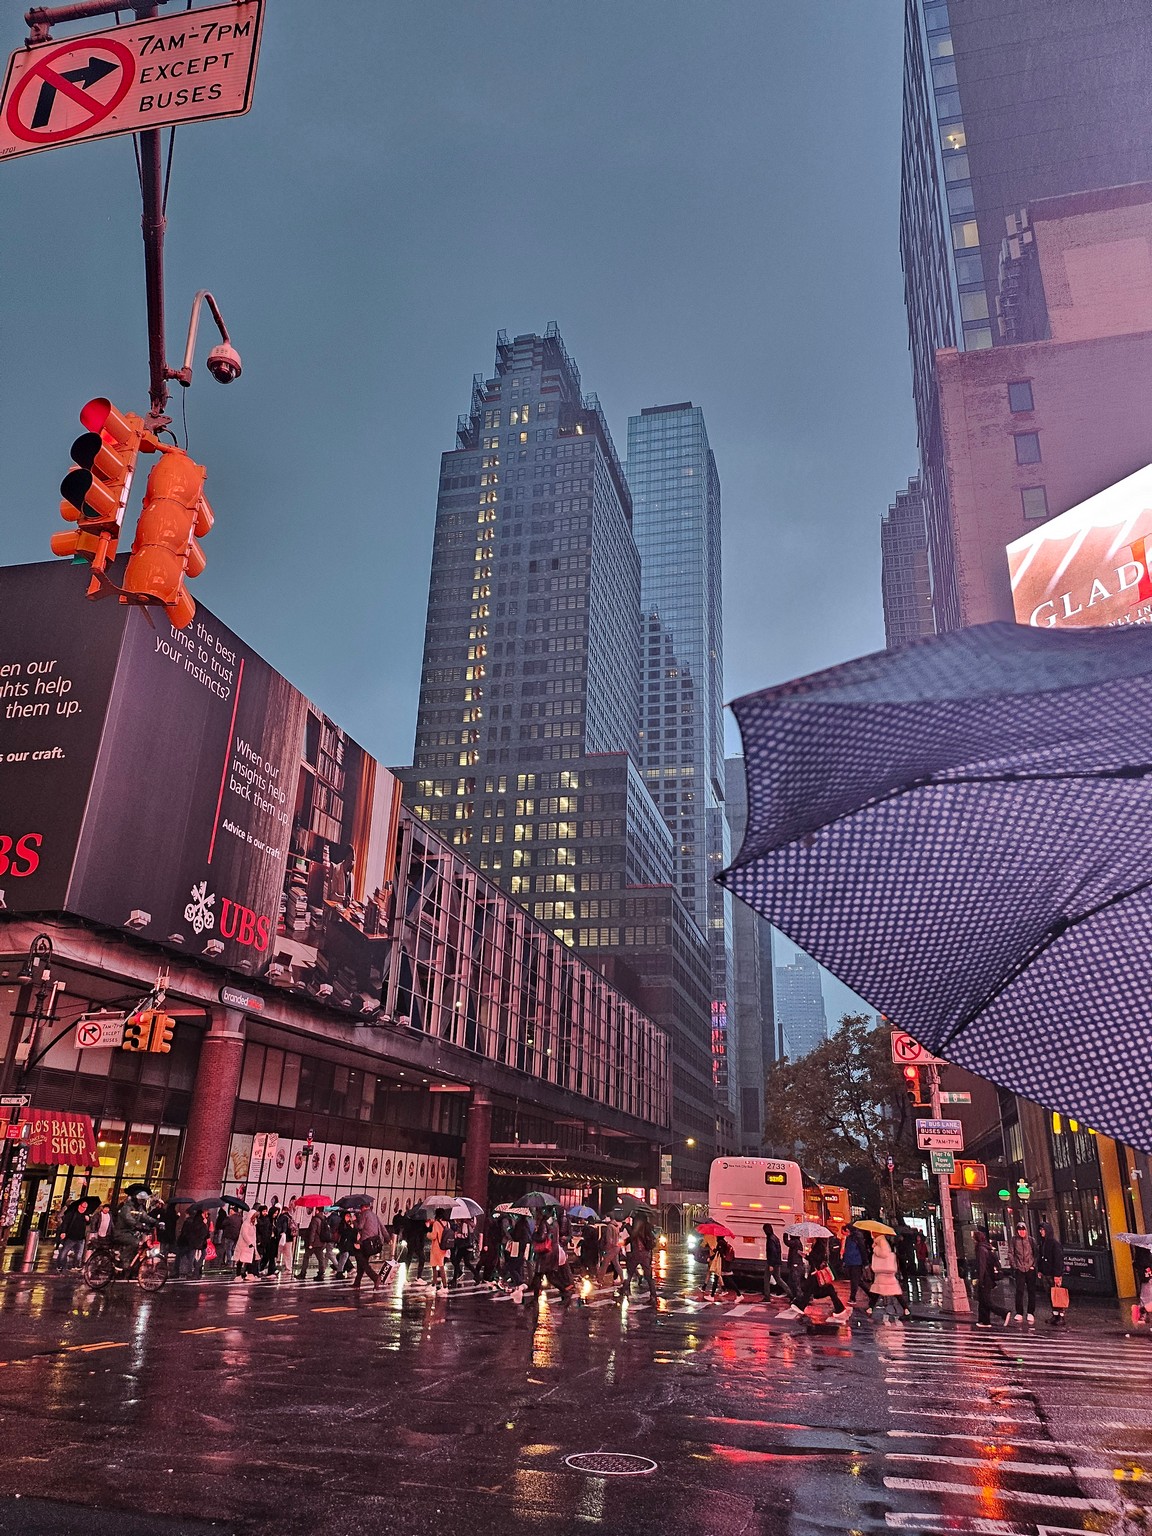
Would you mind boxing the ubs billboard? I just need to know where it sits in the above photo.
[1008,462,1152,630]
[0,562,401,1015]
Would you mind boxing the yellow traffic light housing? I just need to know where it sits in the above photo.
[120,447,213,630]
[52,398,158,586]
[122,1011,151,1051]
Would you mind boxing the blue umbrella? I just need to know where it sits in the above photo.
[565,1204,599,1220]
[722,621,1152,1153]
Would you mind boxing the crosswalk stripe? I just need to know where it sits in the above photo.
[885,1515,1090,1534]
[885,1452,1117,1480]
[890,1408,1040,1424]
[887,1429,1150,1457]
[883,1478,1114,1512]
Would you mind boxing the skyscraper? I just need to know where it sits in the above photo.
[725,756,775,1152]
[626,404,736,1135]
[881,476,935,647]
[404,328,716,1189]
[774,949,828,1062]
[899,0,1152,632]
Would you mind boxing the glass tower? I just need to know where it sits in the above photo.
[626,404,736,1135]
[404,330,717,1189]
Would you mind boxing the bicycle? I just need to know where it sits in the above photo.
[83,1230,169,1293]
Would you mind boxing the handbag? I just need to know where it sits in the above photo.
[814,1265,834,1287]
[204,1238,217,1263]
[1050,1283,1070,1310]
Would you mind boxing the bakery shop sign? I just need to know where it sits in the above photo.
[11,1111,97,1165]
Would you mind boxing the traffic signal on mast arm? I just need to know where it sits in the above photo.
[51,399,156,581]
[120,446,213,631]
[902,1063,929,1107]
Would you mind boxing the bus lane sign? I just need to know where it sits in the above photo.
[0,0,263,162]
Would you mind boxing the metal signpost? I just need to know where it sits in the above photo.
[926,1066,970,1313]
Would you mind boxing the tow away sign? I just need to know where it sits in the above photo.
[0,0,262,162]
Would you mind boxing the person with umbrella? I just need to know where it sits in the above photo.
[351,1201,385,1290]
[428,1207,452,1294]
[218,1203,244,1268]
[503,1212,532,1302]
[297,1207,332,1281]
[598,1216,623,1287]
[621,1211,659,1303]
[332,1210,359,1280]
[404,1205,428,1284]
[177,1204,209,1279]
[862,1235,908,1324]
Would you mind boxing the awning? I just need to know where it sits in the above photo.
[488,1144,645,1185]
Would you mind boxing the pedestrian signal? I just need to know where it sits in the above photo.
[948,1160,987,1190]
[51,398,157,583]
[902,1064,928,1107]
[120,447,213,630]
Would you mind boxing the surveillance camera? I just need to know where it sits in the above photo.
[205,342,242,384]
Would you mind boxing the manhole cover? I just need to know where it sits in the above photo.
[564,1452,657,1476]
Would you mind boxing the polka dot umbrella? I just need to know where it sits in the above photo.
[721,622,1152,1153]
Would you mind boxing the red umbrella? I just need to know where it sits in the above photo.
[291,1193,333,1208]
[697,1221,735,1238]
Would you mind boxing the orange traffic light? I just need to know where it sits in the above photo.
[149,1013,175,1053]
[122,1011,150,1051]
[120,447,213,630]
[51,398,157,579]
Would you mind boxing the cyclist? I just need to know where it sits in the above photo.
[112,1188,155,1269]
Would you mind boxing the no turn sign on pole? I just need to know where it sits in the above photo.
[889,1029,940,1067]
[0,0,263,162]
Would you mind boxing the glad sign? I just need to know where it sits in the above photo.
[11,1111,97,1165]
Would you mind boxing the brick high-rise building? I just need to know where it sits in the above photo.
[899,0,1152,633]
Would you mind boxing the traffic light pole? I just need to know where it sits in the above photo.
[25,0,173,430]
[929,1063,971,1314]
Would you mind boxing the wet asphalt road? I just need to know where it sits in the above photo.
[1,1256,1150,1536]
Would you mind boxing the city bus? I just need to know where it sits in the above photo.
[804,1184,852,1237]
[707,1157,805,1274]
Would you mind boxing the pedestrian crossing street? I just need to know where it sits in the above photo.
[872,1320,1152,1535]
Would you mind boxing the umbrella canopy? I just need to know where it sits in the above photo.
[723,621,1152,1154]
[853,1220,896,1236]
[188,1197,249,1214]
[519,1191,562,1210]
[291,1193,334,1209]
[1112,1233,1152,1246]
[783,1222,832,1240]
[610,1205,655,1220]
[124,1183,153,1198]
[565,1204,599,1220]
[335,1194,374,1210]
[415,1197,475,1221]
[495,1206,532,1219]
[696,1221,735,1238]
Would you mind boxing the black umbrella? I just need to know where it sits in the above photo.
[722,621,1152,1152]
[335,1193,373,1210]
[188,1196,249,1214]
[124,1183,154,1198]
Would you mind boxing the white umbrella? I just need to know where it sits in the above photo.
[1112,1233,1152,1246]
[415,1196,473,1221]
[784,1221,833,1240]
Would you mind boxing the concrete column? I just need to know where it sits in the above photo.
[177,1006,246,1201]
[462,1090,493,1207]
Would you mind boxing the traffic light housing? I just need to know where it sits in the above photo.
[120,1009,175,1053]
[902,1064,929,1107]
[122,1011,150,1051]
[51,398,157,581]
[150,1013,175,1053]
[120,447,213,630]
[949,1160,988,1190]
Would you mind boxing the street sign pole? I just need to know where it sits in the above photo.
[928,1063,970,1314]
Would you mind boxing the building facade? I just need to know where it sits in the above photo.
[724,757,774,1153]
[403,330,715,1190]
[774,949,828,1062]
[626,404,736,1134]
[899,0,1152,632]
[881,476,936,647]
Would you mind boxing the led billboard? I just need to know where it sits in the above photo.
[0,562,401,1015]
[1008,462,1152,630]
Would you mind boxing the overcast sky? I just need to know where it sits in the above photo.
[0,1,912,1023]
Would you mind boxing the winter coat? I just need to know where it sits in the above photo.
[763,1227,782,1266]
[233,1213,259,1265]
[1036,1230,1064,1280]
[974,1237,999,1287]
[869,1237,904,1296]
[1008,1234,1036,1272]
[842,1232,864,1268]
